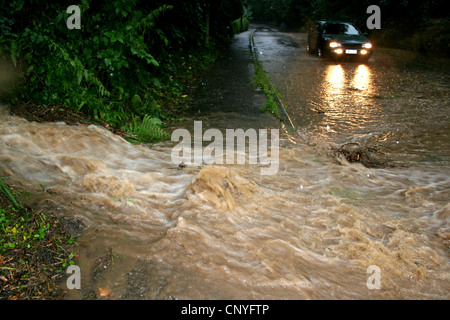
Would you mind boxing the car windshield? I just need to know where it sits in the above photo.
[323,23,360,35]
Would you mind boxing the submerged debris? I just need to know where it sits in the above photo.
[92,248,117,281]
[10,102,92,125]
[332,142,389,168]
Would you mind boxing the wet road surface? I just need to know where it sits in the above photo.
[251,25,450,167]
[189,29,277,131]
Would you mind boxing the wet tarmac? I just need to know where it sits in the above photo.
[248,24,450,166]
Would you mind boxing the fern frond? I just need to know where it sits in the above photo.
[122,114,169,143]
[45,36,110,97]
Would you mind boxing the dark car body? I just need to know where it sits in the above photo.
[308,20,372,61]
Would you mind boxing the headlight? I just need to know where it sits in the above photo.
[329,42,341,48]
[363,43,372,49]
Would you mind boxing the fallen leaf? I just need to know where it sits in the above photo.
[98,286,111,297]
[0,275,7,282]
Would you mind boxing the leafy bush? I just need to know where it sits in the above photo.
[0,0,247,141]
[1,1,173,127]
[415,19,450,56]
[232,17,250,34]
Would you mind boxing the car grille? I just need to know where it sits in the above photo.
[341,43,362,50]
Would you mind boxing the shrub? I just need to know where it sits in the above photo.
[0,1,246,141]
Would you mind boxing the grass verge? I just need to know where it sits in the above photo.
[0,177,78,300]
[248,30,282,119]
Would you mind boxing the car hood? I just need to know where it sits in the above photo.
[324,34,368,44]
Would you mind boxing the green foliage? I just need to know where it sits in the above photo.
[231,2,250,34]
[0,178,76,257]
[122,114,170,143]
[232,17,250,34]
[0,177,21,210]
[1,1,174,128]
[0,0,248,141]
[0,182,77,299]
[0,208,47,254]
[249,31,281,118]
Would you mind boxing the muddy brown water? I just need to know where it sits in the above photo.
[0,27,449,299]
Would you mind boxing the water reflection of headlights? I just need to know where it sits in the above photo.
[352,64,372,91]
[327,65,345,88]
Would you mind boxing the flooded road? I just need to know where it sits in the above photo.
[0,26,449,299]
[255,26,450,166]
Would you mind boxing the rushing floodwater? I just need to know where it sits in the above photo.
[0,29,449,299]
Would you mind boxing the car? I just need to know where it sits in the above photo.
[307,20,373,62]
